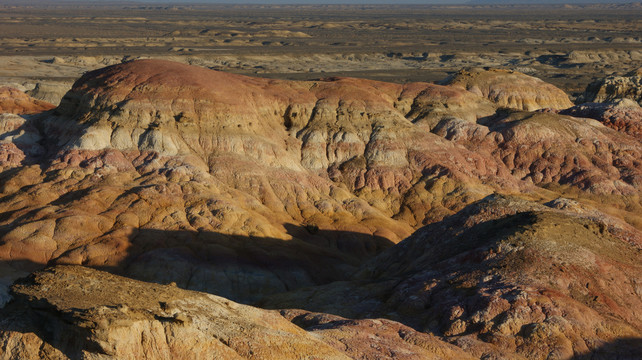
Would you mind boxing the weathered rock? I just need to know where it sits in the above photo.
[560,99,642,139]
[43,60,512,227]
[265,195,642,359]
[0,59,642,360]
[281,309,475,360]
[0,87,54,115]
[579,68,642,105]
[1,61,513,302]
[0,89,52,169]
[442,68,574,111]
[432,109,642,195]
[0,265,352,360]
[2,60,642,306]
[26,81,72,106]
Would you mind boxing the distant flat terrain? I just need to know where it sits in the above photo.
[0,3,641,100]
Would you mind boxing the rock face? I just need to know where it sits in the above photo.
[579,68,642,105]
[0,265,346,360]
[442,68,574,111]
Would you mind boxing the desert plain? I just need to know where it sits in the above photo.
[0,2,641,359]
[1,2,641,101]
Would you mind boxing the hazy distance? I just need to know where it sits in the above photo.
[11,0,636,4]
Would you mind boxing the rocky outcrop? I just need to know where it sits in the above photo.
[266,195,642,359]
[0,265,475,360]
[560,99,642,139]
[0,265,350,359]
[442,68,574,111]
[579,68,642,105]
[0,87,55,114]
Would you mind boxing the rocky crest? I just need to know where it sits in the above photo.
[579,68,642,105]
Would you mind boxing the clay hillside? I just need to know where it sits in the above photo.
[0,60,641,359]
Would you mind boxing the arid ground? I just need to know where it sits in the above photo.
[0,3,641,359]
[1,3,641,103]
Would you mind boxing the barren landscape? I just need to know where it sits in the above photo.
[0,2,641,360]
[2,2,641,102]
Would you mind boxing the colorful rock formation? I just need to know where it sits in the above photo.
[0,60,641,359]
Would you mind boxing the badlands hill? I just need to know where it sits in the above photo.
[0,59,641,359]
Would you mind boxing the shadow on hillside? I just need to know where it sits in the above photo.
[0,108,396,307]
[0,111,68,173]
[570,337,642,360]
[0,218,394,358]
[0,226,394,306]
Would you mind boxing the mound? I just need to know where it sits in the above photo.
[443,68,573,111]
[561,99,642,139]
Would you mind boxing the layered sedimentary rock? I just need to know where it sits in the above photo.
[0,87,55,115]
[2,60,642,302]
[1,60,642,359]
[441,109,642,194]
[580,68,642,105]
[0,60,514,302]
[442,68,574,111]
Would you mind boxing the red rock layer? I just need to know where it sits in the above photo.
[0,87,55,115]
[560,100,642,140]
